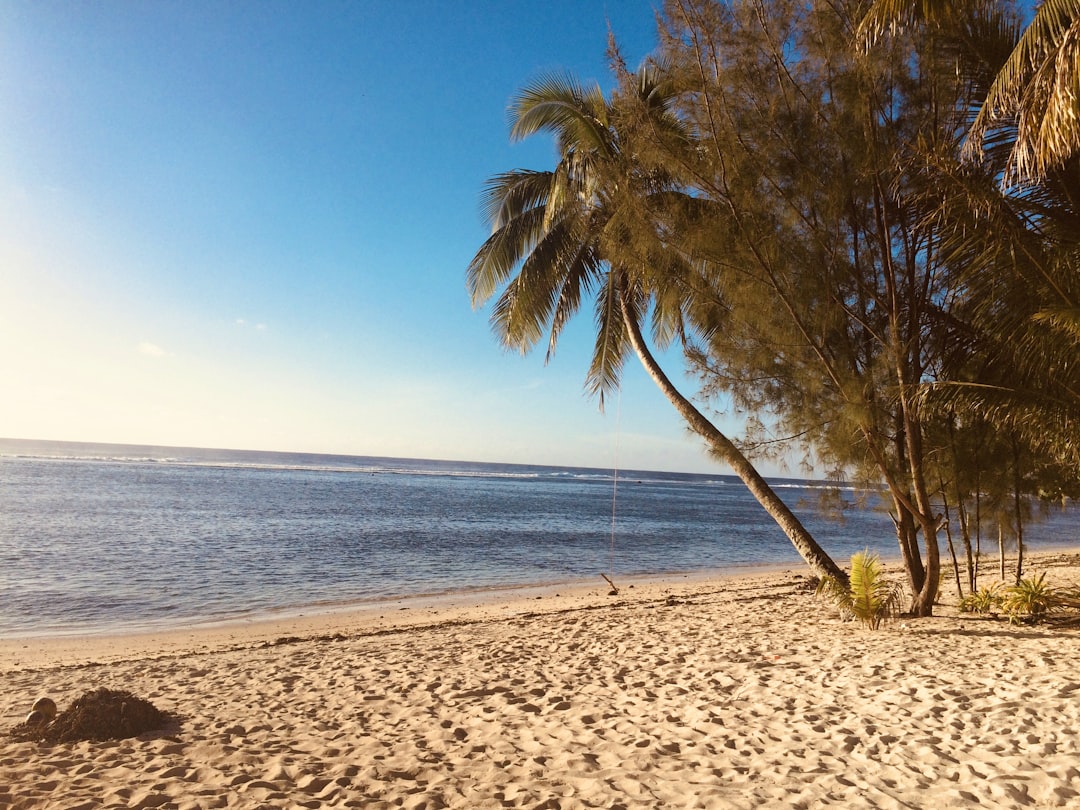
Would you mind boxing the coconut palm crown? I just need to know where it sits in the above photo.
[467,67,684,406]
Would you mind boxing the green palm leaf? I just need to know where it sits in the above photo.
[818,550,904,630]
[510,73,615,159]
[966,0,1080,182]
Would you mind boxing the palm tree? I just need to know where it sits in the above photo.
[467,68,846,584]
[861,0,1080,183]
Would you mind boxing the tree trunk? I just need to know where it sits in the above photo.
[974,483,982,591]
[948,418,975,595]
[957,497,974,594]
[1015,522,1025,585]
[888,426,925,595]
[897,384,939,617]
[940,493,963,600]
[999,523,1006,580]
[1013,438,1025,585]
[892,502,924,597]
[910,518,940,617]
[619,293,847,586]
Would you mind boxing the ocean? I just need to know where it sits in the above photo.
[1,438,1077,637]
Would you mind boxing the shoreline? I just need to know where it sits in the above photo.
[6,547,1080,669]
[5,550,1080,808]
[0,560,808,646]
[0,563,802,671]
[8,537,1080,646]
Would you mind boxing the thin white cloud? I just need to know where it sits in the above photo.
[138,341,168,357]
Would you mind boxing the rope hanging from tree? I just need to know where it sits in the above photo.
[602,387,621,596]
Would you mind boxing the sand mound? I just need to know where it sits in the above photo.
[8,688,178,743]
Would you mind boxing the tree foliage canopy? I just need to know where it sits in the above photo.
[469,0,1080,616]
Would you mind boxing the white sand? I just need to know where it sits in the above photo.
[4,554,1080,809]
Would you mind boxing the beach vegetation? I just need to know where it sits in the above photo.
[958,583,1004,615]
[956,575,1080,626]
[643,0,978,615]
[470,0,1079,616]
[817,551,905,630]
[859,2,1080,490]
[862,0,1080,187]
[1001,572,1058,624]
[653,0,1077,615]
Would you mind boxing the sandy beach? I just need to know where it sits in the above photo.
[4,553,1080,809]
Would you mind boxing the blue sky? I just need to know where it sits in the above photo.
[0,0,792,476]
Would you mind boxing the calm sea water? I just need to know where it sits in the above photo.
[1,438,1077,637]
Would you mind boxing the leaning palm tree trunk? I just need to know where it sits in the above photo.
[619,292,847,585]
[469,68,845,589]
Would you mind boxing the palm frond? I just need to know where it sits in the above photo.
[489,220,584,352]
[466,202,550,307]
[510,73,615,159]
[478,169,553,231]
[857,0,957,47]
[848,551,904,629]
[967,1,1080,182]
[817,550,904,629]
[586,272,631,406]
[546,242,606,362]
[1032,306,1080,340]
[918,380,1080,468]
[1001,572,1058,623]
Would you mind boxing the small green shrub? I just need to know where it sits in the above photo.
[1001,572,1058,624]
[959,583,1003,615]
[817,550,904,630]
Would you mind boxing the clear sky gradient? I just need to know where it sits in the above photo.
[1,0,793,476]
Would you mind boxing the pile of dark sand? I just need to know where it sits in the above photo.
[8,688,179,743]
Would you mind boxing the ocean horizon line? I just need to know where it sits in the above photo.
[0,435,841,488]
